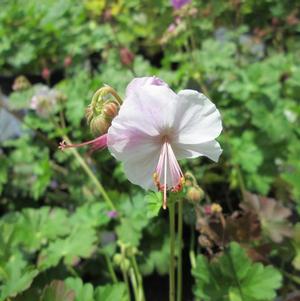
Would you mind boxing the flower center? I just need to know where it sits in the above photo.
[153,139,185,209]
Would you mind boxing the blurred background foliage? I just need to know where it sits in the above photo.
[0,0,300,300]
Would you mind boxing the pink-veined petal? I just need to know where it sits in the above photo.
[126,76,168,97]
[173,90,222,144]
[111,84,179,138]
[108,123,161,189]
[173,140,223,162]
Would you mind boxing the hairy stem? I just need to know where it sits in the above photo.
[63,135,116,211]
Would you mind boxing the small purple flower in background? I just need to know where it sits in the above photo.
[30,85,63,118]
[171,0,191,10]
[167,23,176,33]
[107,210,118,219]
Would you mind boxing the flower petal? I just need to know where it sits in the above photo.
[126,76,168,97]
[173,140,223,162]
[108,125,160,189]
[112,84,179,138]
[173,90,222,144]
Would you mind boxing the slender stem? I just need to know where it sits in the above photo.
[121,267,131,300]
[63,135,116,211]
[176,199,183,301]
[131,255,145,301]
[236,164,246,201]
[189,225,196,269]
[169,200,176,301]
[104,253,118,283]
[129,268,139,301]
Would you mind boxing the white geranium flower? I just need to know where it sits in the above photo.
[107,77,223,208]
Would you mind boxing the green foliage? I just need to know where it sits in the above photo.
[40,281,75,301]
[116,194,152,247]
[38,227,98,270]
[145,191,162,218]
[64,278,128,301]
[0,253,38,301]
[0,0,299,299]
[193,242,282,301]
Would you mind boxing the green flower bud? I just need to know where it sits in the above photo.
[186,186,204,203]
[90,115,110,136]
[121,258,130,272]
[113,253,122,266]
[86,86,122,136]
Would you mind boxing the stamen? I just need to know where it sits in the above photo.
[153,140,185,209]
[163,144,168,210]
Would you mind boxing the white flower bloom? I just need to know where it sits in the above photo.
[107,77,223,208]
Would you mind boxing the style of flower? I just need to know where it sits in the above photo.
[60,77,222,209]
[107,77,222,209]
[171,0,191,10]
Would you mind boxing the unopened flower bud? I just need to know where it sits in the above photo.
[12,75,31,91]
[64,56,72,67]
[86,86,122,136]
[186,186,204,202]
[90,115,110,136]
[119,47,135,66]
[42,67,51,80]
[126,246,138,257]
[121,259,130,272]
[113,254,122,265]
[211,203,222,214]
[204,203,222,215]
[103,102,119,119]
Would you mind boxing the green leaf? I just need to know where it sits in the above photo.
[40,280,75,301]
[140,237,169,276]
[14,207,70,251]
[192,242,282,301]
[116,194,152,247]
[145,191,162,218]
[94,283,128,301]
[38,227,97,270]
[65,278,94,301]
[0,253,38,301]
[70,202,110,229]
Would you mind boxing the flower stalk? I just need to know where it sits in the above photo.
[177,198,183,301]
[169,198,176,301]
[61,135,116,211]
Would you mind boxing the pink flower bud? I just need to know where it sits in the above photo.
[167,23,176,33]
[103,102,119,119]
[42,67,50,80]
[64,56,72,67]
[119,48,135,66]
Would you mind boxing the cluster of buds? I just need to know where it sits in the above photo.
[113,243,138,273]
[204,203,223,215]
[12,75,31,91]
[85,86,122,136]
[184,172,205,203]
